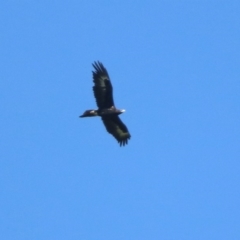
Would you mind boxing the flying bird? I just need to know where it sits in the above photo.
[80,61,131,146]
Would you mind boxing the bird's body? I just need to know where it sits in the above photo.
[80,106,124,117]
[80,61,131,146]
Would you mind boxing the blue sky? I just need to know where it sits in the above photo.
[1,1,240,239]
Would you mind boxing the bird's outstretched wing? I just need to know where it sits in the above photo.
[92,61,115,109]
[101,115,131,146]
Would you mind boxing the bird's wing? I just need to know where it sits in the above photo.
[92,61,115,109]
[101,115,131,146]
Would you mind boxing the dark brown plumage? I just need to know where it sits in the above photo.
[80,61,131,146]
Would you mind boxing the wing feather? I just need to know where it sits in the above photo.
[101,116,131,146]
[92,61,115,109]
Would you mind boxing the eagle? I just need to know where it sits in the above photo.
[80,61,131,146]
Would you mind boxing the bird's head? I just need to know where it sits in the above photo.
[117,109,126,115]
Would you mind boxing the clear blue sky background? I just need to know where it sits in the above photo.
[1,1,239,239]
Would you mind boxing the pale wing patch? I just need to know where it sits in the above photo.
[115,125,130,139]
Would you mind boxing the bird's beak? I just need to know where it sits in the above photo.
[121,109,126,113]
